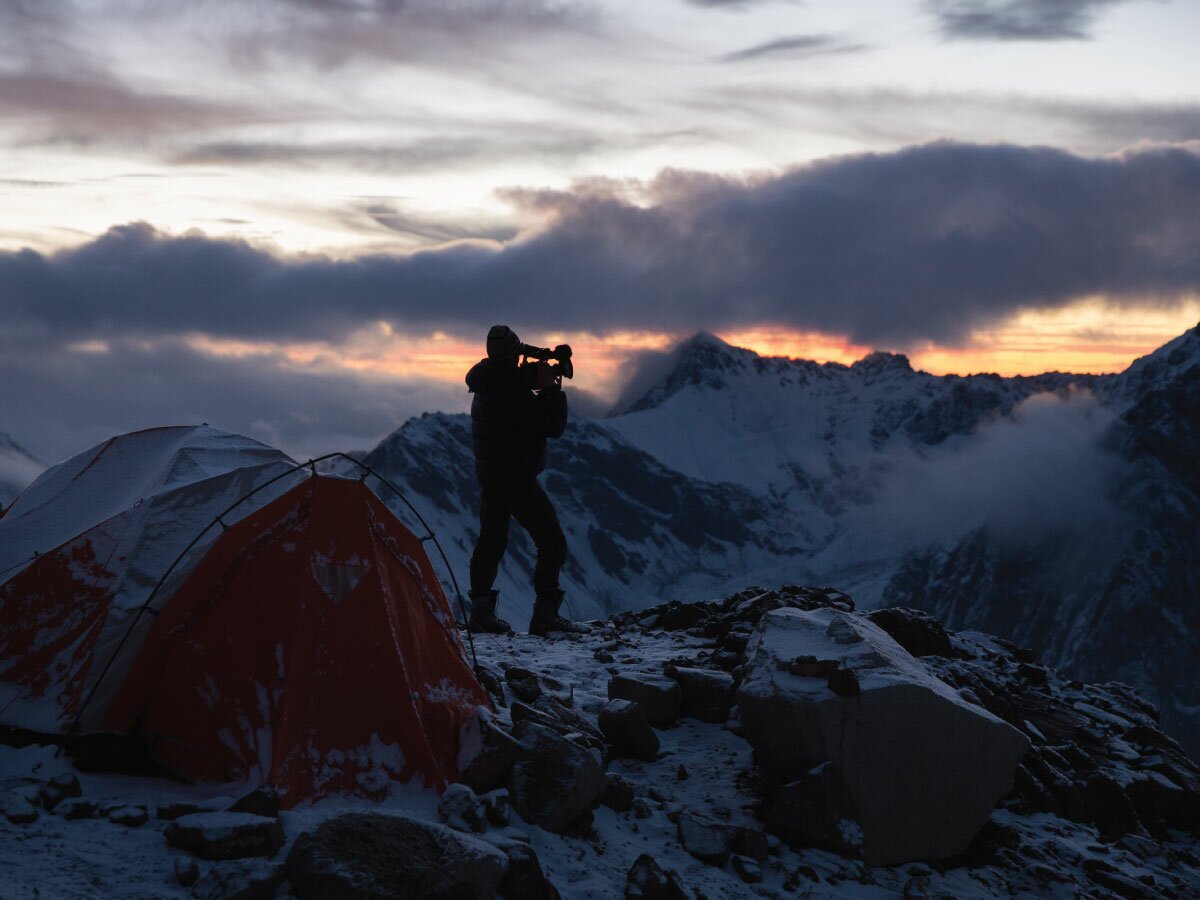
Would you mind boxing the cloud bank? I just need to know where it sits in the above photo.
[3,141,1199,349]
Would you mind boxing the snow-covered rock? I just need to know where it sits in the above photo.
[164,812,286,860]
[506,722,606,833]
[737,607,1028,865]
[285,812,508,900]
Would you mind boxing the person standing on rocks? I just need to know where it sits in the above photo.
[465,325,584,637]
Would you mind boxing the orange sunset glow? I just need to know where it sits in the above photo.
[185,300,1200,405]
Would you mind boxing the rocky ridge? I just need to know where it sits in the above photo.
[5,583,1196,898]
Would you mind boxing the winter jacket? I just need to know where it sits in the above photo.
[466,358,568,485]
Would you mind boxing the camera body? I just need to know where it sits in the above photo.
[520,343,573,388]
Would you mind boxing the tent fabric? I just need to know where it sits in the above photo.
[0,426,295,733]
[103,475,488,805]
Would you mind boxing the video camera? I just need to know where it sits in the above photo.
[520,343,573,388]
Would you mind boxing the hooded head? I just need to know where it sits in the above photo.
[486,325,521,361]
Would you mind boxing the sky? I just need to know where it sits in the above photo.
[1,0,1199,462]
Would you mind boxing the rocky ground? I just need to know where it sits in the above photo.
[2,585,1198,899]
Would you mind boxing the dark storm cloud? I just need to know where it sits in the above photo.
[719,34,870,63]
[3,142,1199,348]
[927,0,1134,41]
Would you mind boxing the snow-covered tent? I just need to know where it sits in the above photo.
[0,426,489,805]
[0,426,296,735]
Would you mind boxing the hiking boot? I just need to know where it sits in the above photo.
[528,590,589,637]
[468,590,513,635]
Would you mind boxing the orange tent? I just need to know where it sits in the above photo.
[102,474,489,805]
[0,426,489,807]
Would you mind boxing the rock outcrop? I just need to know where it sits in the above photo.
[738,606,1028,865]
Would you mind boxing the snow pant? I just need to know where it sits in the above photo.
[469,478,567,598]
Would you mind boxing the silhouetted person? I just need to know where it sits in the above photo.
[466,325,583,636]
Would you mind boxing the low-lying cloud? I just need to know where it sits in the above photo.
[866,388,1121,549]
[3,141,1199,348]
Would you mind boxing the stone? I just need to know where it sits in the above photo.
[458,707,523,794]
[632,799,652,819]
[1125,772,1200,833]
[1083,775,1142,838]
[676,811,732,867]
[866,608,954,658]
[174,856,200,887]
[608,674,681,727]
[737,607,1028,866]
[624,853,689,900]
[158,801,206,820]
[787,656,841,678]
[507,722,606,833]
[439,783,488,833]
[825,667,860,696]
[191,860,285,900]
[228,785,280,818]
[481,789,510,827]
[286,812,508,900]
[165,812,286,860]
[658,602,709,631]
[599,699,660,761]
[505,666,542,703]
[602,774,635,812]
[731,855,762,884]
[903,875,932,899]
[731,826,769,863]
[494,839,561,900]
[39,773,82,811]
[55,798,98,820]
[1,792,38,824]
[108,804,149,827]
[668,667,735,723]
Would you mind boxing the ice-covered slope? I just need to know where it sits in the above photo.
[0,431,42,509]
[607,331,1107,499]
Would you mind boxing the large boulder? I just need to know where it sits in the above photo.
[507,722,606,833]
[737,607,1028,865]
[285,812,508,900]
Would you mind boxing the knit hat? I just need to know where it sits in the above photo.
[486,325,521,360]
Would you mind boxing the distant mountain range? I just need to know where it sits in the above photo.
[361,324,1200,756]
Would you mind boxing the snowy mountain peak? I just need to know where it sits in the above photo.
[1104,316,1200,400]
[850,350,914,377]
[611,331,757,415]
